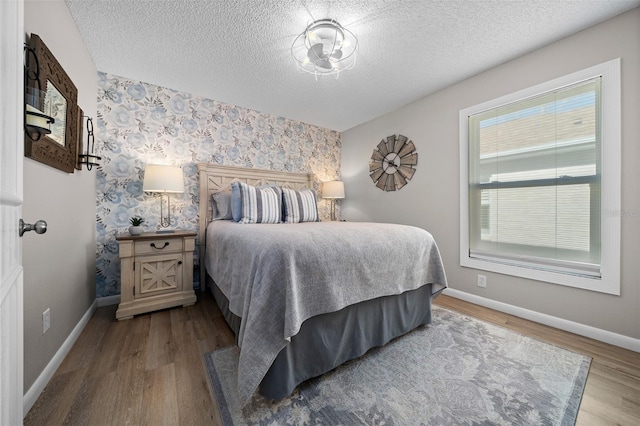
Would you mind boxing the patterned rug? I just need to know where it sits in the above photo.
[205,306,590,425]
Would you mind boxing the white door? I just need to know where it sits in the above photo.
[1,0,25,424]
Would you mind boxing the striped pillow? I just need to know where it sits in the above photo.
[236,182,282,224]
[282,188,319,223]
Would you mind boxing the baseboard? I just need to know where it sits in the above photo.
[97,294,120,307]
[443,288,640,353]
[23,299,98,417]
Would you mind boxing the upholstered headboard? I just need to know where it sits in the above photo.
[196,163,314,289]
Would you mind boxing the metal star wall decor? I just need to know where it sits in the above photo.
[369,134,418,191]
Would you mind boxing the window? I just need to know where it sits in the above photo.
[460,59,620,295]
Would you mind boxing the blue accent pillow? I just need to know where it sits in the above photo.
[231,182,242,222]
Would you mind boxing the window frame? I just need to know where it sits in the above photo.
[459,58,621,295]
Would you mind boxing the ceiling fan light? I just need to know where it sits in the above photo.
[307,31,319,46]
[291,18,358,79]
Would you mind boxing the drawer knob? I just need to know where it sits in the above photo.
[151,242,170,249]
[178,261,183,265]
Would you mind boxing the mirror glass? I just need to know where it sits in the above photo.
[44,80,67,146]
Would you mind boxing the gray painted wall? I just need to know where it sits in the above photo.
[341,8,640,340]
[23,0,97,391]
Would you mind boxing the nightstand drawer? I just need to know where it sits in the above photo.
[134,238,183,255]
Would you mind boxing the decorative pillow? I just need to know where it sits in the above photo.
[231,182,243,222]
[231,182,279,222]
[282,188,319,223]
[235,182,282,224]
[211,191,233,220]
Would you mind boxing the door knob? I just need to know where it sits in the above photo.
[19,219,47,237]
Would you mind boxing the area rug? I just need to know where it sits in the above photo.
[204,306,591,425]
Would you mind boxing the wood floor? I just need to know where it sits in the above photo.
[24,291,235,425]
[25,292,640,425]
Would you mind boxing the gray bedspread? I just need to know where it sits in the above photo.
[205,220,448,404]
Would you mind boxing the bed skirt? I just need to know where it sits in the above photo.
[207,273,434,400]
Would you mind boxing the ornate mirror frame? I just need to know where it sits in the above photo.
[25,34,78,173]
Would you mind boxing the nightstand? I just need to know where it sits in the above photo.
[116,231,197,320]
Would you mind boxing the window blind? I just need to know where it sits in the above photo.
[468,78,602,277]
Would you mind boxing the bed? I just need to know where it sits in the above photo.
[197,163,448,405]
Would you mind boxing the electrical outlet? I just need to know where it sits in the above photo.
[477,274,487,288]
[42,308,50,334]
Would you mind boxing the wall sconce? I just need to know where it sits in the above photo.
[142,164,184,233]
[24,44,54,140]
[322,180,345,221]
[77,116,101,170]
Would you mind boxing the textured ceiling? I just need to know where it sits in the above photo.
[65,0,639,131]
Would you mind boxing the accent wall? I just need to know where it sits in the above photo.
[96,72,342,297]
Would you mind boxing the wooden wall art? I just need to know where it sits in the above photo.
[369,134,418,191]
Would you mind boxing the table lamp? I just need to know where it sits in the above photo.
[143,164,184,233]
[322,180,345,221]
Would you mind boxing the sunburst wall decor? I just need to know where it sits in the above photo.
[369,134,418,191]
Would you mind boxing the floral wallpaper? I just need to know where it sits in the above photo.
[96,72,341,298]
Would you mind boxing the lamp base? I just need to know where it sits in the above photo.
[155,229,176,234]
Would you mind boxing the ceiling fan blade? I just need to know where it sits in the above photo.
[307,43,325,61]
[316,58,333,70]
[330,49,343,60]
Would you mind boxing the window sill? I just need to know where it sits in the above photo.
[460,256,620,295]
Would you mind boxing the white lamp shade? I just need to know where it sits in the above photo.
[322,180,345,199]
[143,164,184,193]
